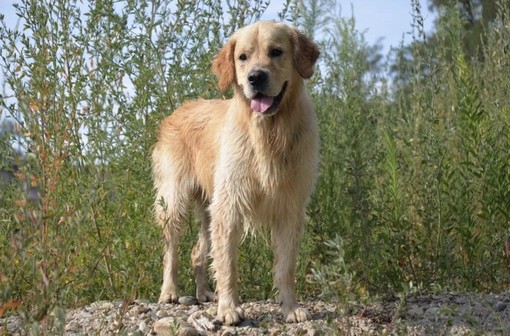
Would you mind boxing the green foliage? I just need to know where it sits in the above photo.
[0,0,274,330]
[429,0,500,59]
[1,0,510,332]
[304,0,510,300]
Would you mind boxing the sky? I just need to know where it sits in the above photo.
[261,0,436,54]
[334,0,435,53]
[0,0,436,54]
[0,0,436,154]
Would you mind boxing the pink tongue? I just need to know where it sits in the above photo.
[250,95,274,113]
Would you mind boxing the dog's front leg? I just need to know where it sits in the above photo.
[210,199,244,325]
[271,213,311,323]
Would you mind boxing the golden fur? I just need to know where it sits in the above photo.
[152,21,320,325]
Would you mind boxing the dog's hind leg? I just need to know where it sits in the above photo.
[191,203,215,302]
[153,150,191,304]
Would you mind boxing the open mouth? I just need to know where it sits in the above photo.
[250,81,288,114]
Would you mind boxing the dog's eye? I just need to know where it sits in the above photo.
[269,48,283,57]
[239,53,247,61]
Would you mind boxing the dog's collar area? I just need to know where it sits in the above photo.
[250,81,288,115]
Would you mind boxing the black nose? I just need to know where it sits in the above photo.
[248,69,268,89]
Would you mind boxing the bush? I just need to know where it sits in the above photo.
[0,0,278,329]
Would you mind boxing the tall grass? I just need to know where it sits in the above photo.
[0,0,277,330]
[1,0,509,332]
[308,0,510,297]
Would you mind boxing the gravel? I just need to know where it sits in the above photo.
[1,292,509,335]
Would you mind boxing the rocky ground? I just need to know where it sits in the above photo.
[1,292,509,335]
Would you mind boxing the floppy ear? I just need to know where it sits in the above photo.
[291,29,320,79]
[212,38,236,92]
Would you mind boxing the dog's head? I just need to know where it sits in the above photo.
[212,22,319,116]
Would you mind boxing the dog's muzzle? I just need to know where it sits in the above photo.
[250,81,288,115]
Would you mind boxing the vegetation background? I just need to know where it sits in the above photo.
[1,0,509,332]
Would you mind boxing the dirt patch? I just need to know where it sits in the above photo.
[1,292,509,335]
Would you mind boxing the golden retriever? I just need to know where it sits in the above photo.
[152,21,319,325]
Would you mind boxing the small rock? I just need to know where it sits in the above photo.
[426,306,439,316]
[494,302,507,312]
[154,316,198,336]
[138,319,150,334]
[407,306,424,318]
[154,317,180,336]
[88,301,113,312]
[110,319,123,332]
[454,296,467,304]
[306,328,321,336]
[115,300,126,309]
[238,318,257,328]
[187,305,201,315]
[270,327,281,336]
[64,320,82,332]
[221,327,237,336]
[135,299,150,305]
[206,306,218,316]
[179,296,199,306]
[156,309,169,318]
[187,310,221,332]
[136,305,151,314]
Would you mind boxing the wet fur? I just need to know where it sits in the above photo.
[152,21,320,325]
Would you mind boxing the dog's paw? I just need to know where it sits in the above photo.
[218,306,244,325]
[158,292,179,304]
[197,290,215,302]
[284,307,311,323]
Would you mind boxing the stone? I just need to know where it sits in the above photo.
[187,310,221,332]
[138,319,150,334]
[179,296,199,306]
[110,319,123,332]
[186,305,201,315]
[136,304,151,314]
[426,306,439,316]
[156,308,169,318]
[407,306,424,318]
[135,299,150,305]
[494,302,507,312]
[153,316,198,336]
[221,327,238,336]
[64,320,81,332]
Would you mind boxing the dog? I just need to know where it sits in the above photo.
[152,21,319,325]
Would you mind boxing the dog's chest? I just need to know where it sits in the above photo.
[215,115,316,205]
[253,152,290,193]
[251,126,308,194]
